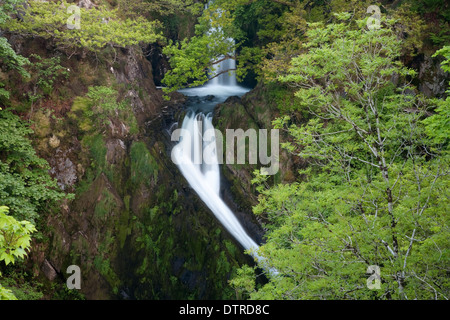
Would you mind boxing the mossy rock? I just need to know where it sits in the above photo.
[32,109,52,138]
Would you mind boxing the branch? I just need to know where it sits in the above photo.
[403,229,416,271]
[210,55,235,66]
[381,239,396,258]
[208,68,237,80]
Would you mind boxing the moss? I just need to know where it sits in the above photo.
[117,209,130,249]
[129,141,158,188]
[83,134,107,171]
[215,251,231,276]
[94,189,117,218]
[69,96,94,133]
[93,256,120,294]
[224,239,238,258]
[127,112,139,135]
[31,109,52,138]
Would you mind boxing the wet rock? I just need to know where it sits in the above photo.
[126,89,145,113]
[414,53,449,98]
[49,148,78,191]
[106,139,127,165]
[41,259,58,281]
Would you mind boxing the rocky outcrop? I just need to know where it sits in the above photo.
[213,84,304,212]
[416,53,449,98]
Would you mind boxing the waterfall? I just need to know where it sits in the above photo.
[206,0,237,87]
[173,81,279,276]
[172,110,262,260]
[209,52,237,87]
[172,57,265,262]
[172,4,278,275]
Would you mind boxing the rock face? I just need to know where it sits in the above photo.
[145,43,171,87]
[213,84,304,212]
[78,0,95,9]
[417,54,449,98]
[49,148,78,191]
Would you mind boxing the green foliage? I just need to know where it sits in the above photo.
[0,111,66,223]
[0,269,44,300]
[69,96,94,132]
[409,0,450,39]
[69,86,131,133]
[0,37,30,80]
[0,0,21,24]
[0,205,36,300]
[0,283,17,300]
[28,54,68,96]
[86,85,126,113]
[83,134,107,171]
[26,54,69,113]
[229,264,255,299]
[162,0,427,91]
[233,18,450,300]
[94,189,117,218]
[0,206,35,266]
[423,97,450,145]
[94,256,120,294]
[423,46,450,145]
[3,1,163,53]
[116,0,203,19]
[433,45,450,73]
[162,34,237,93]
[0,0,30,101]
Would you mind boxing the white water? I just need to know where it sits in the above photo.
[172,86,264,259]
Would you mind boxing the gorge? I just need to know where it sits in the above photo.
[0,0,448,302]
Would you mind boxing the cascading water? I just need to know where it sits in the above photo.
[172,86,264,258]
[172,71,263,260]
[173,89,278,275]
[172,111,262,258]
[172,3,277,275]
[209,54,237,87]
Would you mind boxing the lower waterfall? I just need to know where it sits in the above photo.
[172,80,277,271]
[172,81,278,276]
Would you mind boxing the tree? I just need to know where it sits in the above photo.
[231,15,449,300]
[162,33,237,93]
[422,46,450,145]
[3,0,163,55]
[0,205,36,300]
[161,0,426,92]
[116,0,203,19]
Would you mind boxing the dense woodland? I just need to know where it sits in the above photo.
[0,0,449,300]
